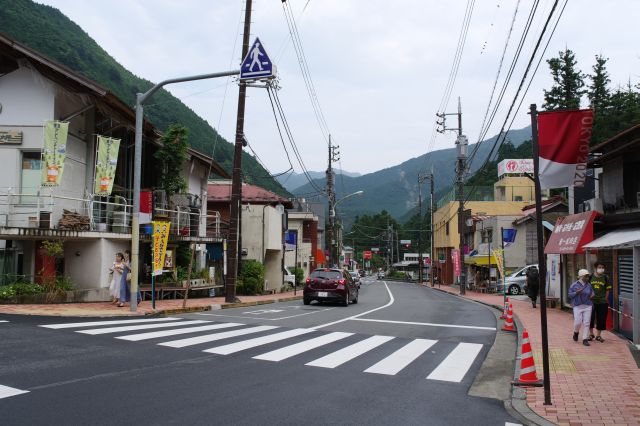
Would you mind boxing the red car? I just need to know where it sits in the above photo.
[303,268,359,306]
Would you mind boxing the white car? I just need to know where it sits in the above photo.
[284,267,296,287]
[349,271,361,288]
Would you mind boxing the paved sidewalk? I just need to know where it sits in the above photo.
[432,284,640,426]
[0,291,303,317]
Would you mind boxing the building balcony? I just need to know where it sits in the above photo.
[0,189,221,241]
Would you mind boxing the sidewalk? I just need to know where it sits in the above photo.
[432,284,640,426]
[0,291,303,317]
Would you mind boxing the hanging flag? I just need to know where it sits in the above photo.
[41,121,69,186]
[537,109,593,189]
[94,136,121,196]
[152,221,171,276]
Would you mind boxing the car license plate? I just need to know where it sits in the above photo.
[318,292,328,298]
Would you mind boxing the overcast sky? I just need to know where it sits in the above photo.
[39,0,640,176]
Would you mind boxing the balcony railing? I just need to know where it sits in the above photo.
[0,188,221,239]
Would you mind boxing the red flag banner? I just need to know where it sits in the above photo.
[537,109,593,189]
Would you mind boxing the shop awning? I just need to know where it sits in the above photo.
[544,211,598,254]
[583,228,640,249]
[464,254,499,265]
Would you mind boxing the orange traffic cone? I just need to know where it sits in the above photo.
[500,297,510,319]
[502,302,515,332]
[512,329,543,386]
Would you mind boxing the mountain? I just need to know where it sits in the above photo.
[0,0,289,196]
[276,169,361,192]
[292,127,532,224]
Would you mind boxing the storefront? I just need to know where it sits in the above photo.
[583,228,640,344]
[544,211,599,308]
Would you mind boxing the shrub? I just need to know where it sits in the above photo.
[0,282,47,300]
[292,268,305,285]
[238,260,265,295]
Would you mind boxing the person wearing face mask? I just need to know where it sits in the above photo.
[568,269,594,346]
[588,262,611,342]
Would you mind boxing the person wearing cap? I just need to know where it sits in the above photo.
[568,269,595,346]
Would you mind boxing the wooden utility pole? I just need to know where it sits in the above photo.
[226,0,253,303]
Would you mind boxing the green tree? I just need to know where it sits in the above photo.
[155,124,188,200]
[587,55,611,111]
[543,49,585,111]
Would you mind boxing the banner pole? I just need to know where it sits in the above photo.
[501,227,506,308]
[152,227,156,310]
[530,103,552,405]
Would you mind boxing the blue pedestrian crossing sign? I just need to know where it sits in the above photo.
[240,38,275,80]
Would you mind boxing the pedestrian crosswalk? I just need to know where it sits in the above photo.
[38,318,485,383]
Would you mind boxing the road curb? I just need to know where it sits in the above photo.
[215,295,304,310]
[147,305,213,316]
[426,285,554,426]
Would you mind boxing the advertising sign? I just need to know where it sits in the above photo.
[363,250,372,260]
[94,135,120,196]
[497,159,534,177]
[41,120,69,186]
[152,221,171,276]
[371,247,380,252]
[452,249,461,277]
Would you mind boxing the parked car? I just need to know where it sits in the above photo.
[349,271,361,288]
[377,270,385,279]
[304,268,358,306]
[497,264,539,295]
[284,267,296,287]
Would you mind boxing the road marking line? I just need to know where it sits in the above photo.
[312,281,395,330]
[426,342,483,382]
[195,307,336,321]
[40,317,182,329]
[159,325,278,348]
[116,322,244,341]
[0,320,8,323]
[76,320,210,335]
[203,328,315,355]
[351,318,496,331]
[253,332,353,362]
[306,335,395,369]
[0,385,29,399]
[364,339,437,375]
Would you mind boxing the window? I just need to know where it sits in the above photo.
[445,222,449,235]
[21,152,42,204]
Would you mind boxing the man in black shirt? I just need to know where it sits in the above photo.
[589,261,612,342]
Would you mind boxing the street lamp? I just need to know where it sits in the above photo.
[330,190,363,267]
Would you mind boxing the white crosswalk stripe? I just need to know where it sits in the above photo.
[0,320,9,323]
[40,317,182,329]
[426,342,483,382]
[364,338,437,376]
[0,384,29,400]
[116,322,243,341]
[77,320,211,335]
[38,318,484,383]
[204,328,315,355]
[159,325,278,348]
[306,335,395,369]
[254,332,353,362]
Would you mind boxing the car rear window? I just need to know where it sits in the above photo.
[310,271,342,280]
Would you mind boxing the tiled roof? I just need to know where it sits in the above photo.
[207,182,291,206]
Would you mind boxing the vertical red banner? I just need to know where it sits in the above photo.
[452,249,461,277]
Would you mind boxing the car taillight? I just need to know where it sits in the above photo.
[306,278,311,284]
[338,279,346,285]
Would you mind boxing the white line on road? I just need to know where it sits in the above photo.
[306,335,395,369]
[364,338,437,376]
[159,325,278,348]
[253,332,353,362]
[312,281,395,330]
[426,342,483,382]
[203,328,315,355]
[76,320,210,335]
[0,384,29,400]
[116,322,243,341]
[0,320,8,323]
[351,318,496,331]
[40,317,182,329]
[196,307,336,321]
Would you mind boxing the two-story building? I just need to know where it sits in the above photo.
[286,200,320,279]
[0,33,226,298]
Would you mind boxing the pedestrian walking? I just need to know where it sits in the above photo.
[117,250,140,307]
[108,252,124,304]
[588,262,611,342]
[526,266,539,308]
[568,269,594,346]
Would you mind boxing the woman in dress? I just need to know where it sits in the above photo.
[118,250,131,307]
[109,252,124,304]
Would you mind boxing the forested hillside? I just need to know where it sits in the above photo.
[0,0,289,196]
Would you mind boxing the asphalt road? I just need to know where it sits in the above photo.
[0,278,521,425]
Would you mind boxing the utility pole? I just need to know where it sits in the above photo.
[226,0,253,303]
[429,168,435,286]
[326,135,338,267]
[437,97,467,294]
[418,172,434,284]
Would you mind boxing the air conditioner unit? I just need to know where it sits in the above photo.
[583,198,603,213]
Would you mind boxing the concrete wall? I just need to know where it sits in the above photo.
[64,239,130,291]
[494,176,535,202]
[240,205,283,291]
